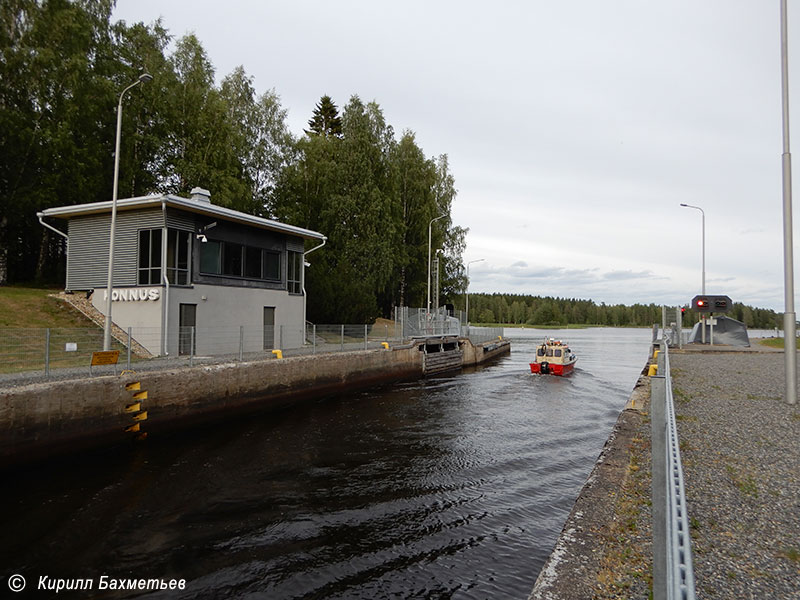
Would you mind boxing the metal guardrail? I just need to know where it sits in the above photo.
[651,340,696,600]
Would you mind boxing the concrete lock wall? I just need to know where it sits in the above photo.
[0,338,510,466]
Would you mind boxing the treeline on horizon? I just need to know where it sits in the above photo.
[0,0,466,323]
[468,293,782,329]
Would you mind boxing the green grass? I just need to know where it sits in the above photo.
[0,285,122,374]
[779,547,800,563]
[758,337,800,349]
[0,285,95,328]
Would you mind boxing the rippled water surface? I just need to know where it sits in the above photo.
[1,328,651,599]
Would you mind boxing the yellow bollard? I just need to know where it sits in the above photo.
[272,349,283,359]
[653,350,660,361]
[648,364,658,376]
[381,342,389,350]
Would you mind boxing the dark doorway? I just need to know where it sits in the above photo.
[263,307,275,350]
[179,303,197,355]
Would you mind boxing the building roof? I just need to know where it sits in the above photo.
[38,192,326,241]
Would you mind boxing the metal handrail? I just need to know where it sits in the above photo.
[652,340,696,600]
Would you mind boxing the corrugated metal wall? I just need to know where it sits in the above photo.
[66,209,164,290]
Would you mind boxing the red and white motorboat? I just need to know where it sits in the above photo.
[529,338,577,376]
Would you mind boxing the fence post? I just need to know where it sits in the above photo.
[239,326,244,361]
[44,328,50,377]
[364,324,368,350]
[127,327,132,370]
[340,324,344,351]
[313,324,316,354]
[651,373,668,600]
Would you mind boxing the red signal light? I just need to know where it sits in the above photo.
[697,300,706,307]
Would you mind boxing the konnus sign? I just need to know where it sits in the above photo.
[103,288,160,302]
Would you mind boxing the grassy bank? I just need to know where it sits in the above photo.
[758,337,800,350]
[0,286,95,328]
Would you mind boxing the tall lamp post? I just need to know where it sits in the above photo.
[427,214,446,321]
[104,73,152,351]
[780,0,797,405]
[680,203,706,343]
[465,258,484,324]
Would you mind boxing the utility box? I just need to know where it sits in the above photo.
[691,295,732,313]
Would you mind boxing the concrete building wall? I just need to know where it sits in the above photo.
[88,283,306,356]
[166,284,304,355]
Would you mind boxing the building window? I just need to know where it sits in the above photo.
[139,228,191,285]
[138,229,162,285]
[200,241,281,283]
[287,250,302,294]
[244,246,262,279]
[264,251,280,280]
[200,240,221,274]
[223,242,244,277]
[167,229,191,285]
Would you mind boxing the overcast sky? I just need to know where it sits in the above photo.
[113,1,800,311]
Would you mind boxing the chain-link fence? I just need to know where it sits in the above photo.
[1,309,502,380]
[395,306,464,338]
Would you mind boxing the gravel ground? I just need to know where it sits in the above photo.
[669,350,800,600]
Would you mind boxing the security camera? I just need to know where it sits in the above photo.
[196,234,207,243]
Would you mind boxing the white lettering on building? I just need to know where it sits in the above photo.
[103,288,161,302]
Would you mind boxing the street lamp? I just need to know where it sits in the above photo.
[465,258,484,324]
[427,214,446,320]
[780,0,796,405]
[679,203,705,294]
[680,203,706,344]
[104,73,152,351]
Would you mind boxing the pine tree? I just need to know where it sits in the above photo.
[306,95,342,137]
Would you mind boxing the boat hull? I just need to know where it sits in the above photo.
[529,360,576,376]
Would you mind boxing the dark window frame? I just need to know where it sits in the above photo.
[137,229,162,285]
[287,250,302,294]
[198,240,283,284]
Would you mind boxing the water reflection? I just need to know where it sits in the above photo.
[0,327,650,599]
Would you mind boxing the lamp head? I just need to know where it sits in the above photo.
[138,73,153,84]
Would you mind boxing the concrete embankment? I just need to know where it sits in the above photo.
[529,367,653,600]
[0,337,509,466]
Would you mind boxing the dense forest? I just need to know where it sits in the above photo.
[467,293,782,329]
[0,1,783,328]
[0,0,465,323]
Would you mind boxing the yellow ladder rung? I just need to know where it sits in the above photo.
[125,423,140,433]
[133,411,148,422]
[125,382,141,391]
[124,402,141,413]
[132,390,148,401]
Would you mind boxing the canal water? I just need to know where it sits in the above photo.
[1,327,651,599]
